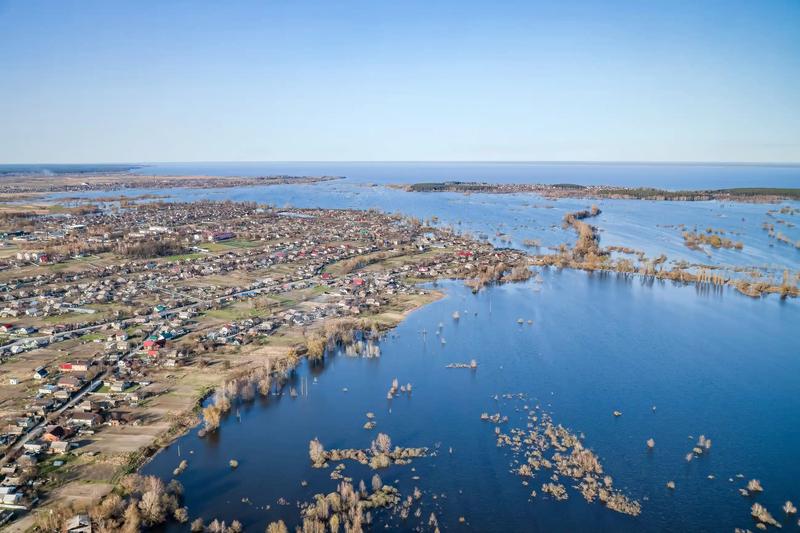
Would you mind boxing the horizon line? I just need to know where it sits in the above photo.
[2,160,800,168]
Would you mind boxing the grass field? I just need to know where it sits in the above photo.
[216,239,262,249]
[161,252,204,262]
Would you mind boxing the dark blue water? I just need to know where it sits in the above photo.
[143,272,800,532]
[131,161,800,189]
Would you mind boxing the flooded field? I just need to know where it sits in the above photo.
[142,272,799,532]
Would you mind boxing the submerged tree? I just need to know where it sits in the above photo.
[310,438,326,467]
[372,433,392,455]
[202,405,222,433]
[266,520,289,533]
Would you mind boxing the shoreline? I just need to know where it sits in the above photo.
[398,181,800,203]
[0,173,344,196]
[134,288,447,474]
[132,256,795,481]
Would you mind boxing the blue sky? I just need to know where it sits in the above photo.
[1,0,798,163]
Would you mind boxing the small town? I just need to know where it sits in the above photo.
[0,198,531,530]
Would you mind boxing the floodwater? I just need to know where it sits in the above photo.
[143,273,800,532]
[134,161,800,190]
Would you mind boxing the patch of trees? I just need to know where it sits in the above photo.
[34,474,187,532]
[406,181,493,192]
[117,238,186,259]
[562,207,606,262]
[682,231,743,251]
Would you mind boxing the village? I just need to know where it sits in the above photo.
[0,171,342,198]
[0,198,532,529]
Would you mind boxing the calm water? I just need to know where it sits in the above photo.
[6,161,800,189]
[133,161,800,190]
[143,273,800,532]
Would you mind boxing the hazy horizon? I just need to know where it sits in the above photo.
[3,160,800,168]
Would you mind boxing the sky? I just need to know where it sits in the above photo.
[0,0,799,164]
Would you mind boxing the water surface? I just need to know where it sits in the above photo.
[133,161,800,190]
[144,272,800,532]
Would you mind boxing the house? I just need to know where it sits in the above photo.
[3,473,24,486]
[57,375,83,392]
[109,380,131,393]
[59,360,90,372]
[68,412,102,427]
[76,399,99,412]
[108,412,136,426]
[65,514,92,533]
[33,367,48,380]
[23,440,48,454]
[51,440,72,454]
[38,384,58,395]
[42,425,66,442]
[142,338,164,349]
[15,416,36,429]
[30,397,55,414]
[54,389,71,400]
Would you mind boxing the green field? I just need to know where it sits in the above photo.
[162,252,204,261]
[217,239,262,249]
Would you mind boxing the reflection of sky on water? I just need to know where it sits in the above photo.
[143,273,800,532]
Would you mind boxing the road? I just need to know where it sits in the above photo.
[0,257,331,463]
[0,326,158,465]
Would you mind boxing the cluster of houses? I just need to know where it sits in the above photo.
[0,202,527,362]
[0,200,535,523]
[0,357,154,512]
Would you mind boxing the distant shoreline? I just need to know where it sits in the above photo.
[1,166,798,200]
[0,173,344,196]
[400,181,800,203]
